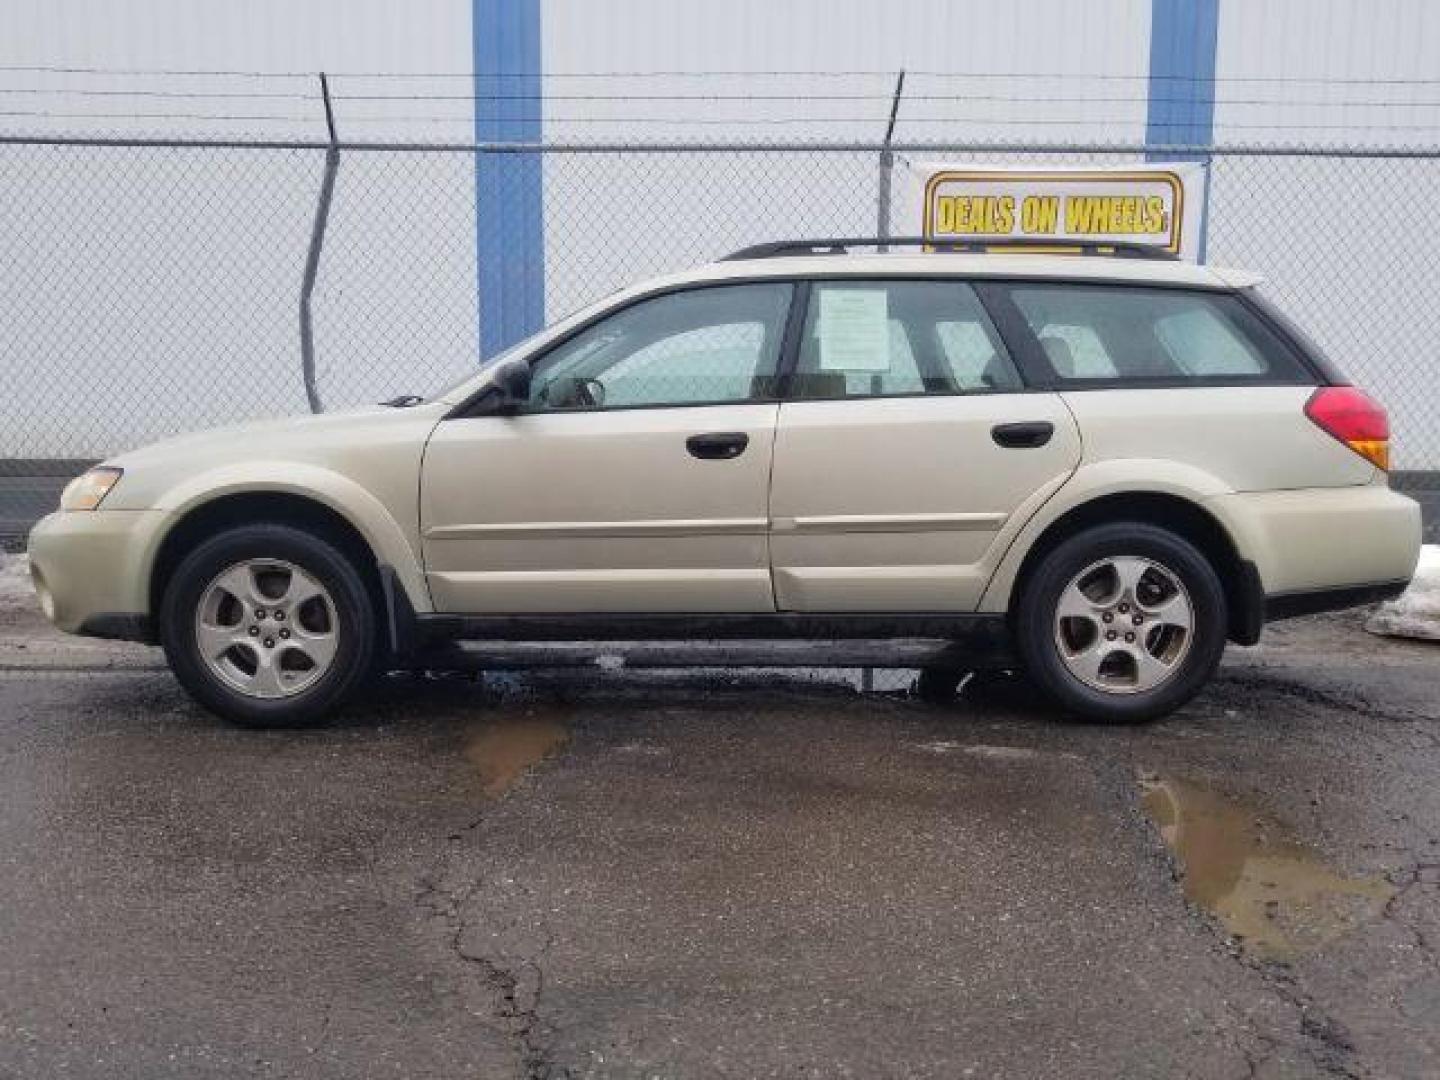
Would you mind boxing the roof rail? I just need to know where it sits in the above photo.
[720,237,1179,262]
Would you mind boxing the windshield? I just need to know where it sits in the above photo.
[420,288,633,405]
[425,338,530,402]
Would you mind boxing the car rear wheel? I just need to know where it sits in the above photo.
[159,524,377,727]
[1014,522,1227,723]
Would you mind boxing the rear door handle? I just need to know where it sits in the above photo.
[686,432,749,460]
[991,421,1055,449]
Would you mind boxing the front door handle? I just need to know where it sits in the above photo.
[991,421,1055,449]
[686,432,749,460]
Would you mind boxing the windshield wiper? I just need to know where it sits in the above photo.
[380,394,425,408]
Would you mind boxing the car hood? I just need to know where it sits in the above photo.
[99,402,451,512]
[107,403,448,470]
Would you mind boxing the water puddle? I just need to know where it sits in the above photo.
[463,711,570,799]
[1141,776,1393,959]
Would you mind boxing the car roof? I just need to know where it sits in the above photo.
[646,253,1262,292]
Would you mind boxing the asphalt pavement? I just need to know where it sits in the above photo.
[0,603,1437,1079]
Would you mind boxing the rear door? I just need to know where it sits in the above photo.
[767,278,1081,612]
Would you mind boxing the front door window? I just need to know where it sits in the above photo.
[527,283,793,411]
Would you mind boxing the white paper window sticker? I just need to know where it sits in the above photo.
[817,288,891,372]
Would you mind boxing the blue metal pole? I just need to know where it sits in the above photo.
[1146,0,1219,261]
[474,0,544,356]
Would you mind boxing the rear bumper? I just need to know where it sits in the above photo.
[1265,577,1410,623]
[1208,484,1422,598]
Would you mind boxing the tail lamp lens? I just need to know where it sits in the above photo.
[1304,387,1390,471]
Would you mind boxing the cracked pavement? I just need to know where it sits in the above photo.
[0,604,1437,1079]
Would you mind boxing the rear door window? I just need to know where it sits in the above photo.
[1000,284,1313,385]
[791,280,1023,399]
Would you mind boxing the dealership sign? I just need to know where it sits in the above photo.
[903,161,1207,259]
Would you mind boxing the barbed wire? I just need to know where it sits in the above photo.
[1,132,1437,156]
[0,108,324,123]
[4,87,1439,109]
[4,108,1438,133]
[5,64,1440,87]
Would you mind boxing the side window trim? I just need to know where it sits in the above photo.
[1234,289,1344,386]
[971,281,1058,390]
[773,278,811,399]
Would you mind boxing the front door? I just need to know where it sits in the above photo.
[768,279,1082,611]
[421,282,793,613]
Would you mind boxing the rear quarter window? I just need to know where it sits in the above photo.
[999,283,1316,387]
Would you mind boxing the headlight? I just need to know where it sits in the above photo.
[60,467,124,511]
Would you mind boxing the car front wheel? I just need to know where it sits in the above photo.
[159,524,377,727]
[1014,522,1227,723]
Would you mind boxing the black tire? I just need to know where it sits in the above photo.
[159,523,377,728]
[1014,522,1227,723]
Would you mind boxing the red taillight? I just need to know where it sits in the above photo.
[1305,386,1390,471]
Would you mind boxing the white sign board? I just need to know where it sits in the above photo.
[902,161,1207,260]
[817,287,891,371]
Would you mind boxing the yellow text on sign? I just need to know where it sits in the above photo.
[1064,196,1167,235]
[1019,196,1059,234]
[931,193,1168,237]
[933,195,1015,234]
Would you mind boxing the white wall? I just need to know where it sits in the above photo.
[0,0,479,456]
[0,1,1438,466]
[1208,0,1440,470]
[0,0,474,141]
[1217,0,1440,143]
[537,0,1154,314]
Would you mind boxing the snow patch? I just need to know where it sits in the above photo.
[1366,544,1440,642]
[0,552,37,611]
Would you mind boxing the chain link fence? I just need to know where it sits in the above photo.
[1,135,1435,689]
[3,137,1438,462]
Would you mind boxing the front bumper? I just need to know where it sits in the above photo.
[26,509,173,640]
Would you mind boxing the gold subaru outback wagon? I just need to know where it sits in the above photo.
[28,240,1421,727]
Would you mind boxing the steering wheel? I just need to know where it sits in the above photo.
[539,375,607,410]
[574,377,606,408]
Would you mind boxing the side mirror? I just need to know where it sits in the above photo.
[488,358,532,415]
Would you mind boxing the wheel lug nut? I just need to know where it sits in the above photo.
[263,637,275,649]
[1125,632,1136,643]
[1118,603,1129,613]
[1132,615,1143,625]
[273,611,285,622]
[248,626,259,637]
[255,609,266,620]
[1106,630,1117,641]
[279,628,291,639]
[1102,613,1114,623]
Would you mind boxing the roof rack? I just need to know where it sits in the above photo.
[721,237,1179,262]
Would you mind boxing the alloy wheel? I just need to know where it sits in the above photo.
[194,559,340,699]
[1052,555,1195,695]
